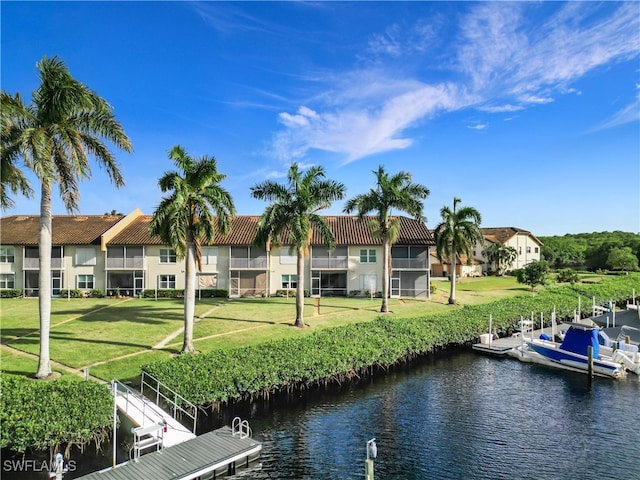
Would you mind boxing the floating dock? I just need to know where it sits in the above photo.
[76,425,262,480]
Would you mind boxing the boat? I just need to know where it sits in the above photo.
[509,323,628,379]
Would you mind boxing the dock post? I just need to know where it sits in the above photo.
[587,346,594,382]
[366,438,377,480]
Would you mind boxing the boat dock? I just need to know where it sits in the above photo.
[472,319,558,356]
[76,422,262,480]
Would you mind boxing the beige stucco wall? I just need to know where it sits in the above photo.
[348,245,383,295]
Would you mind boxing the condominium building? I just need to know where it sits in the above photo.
[0,210,434,298]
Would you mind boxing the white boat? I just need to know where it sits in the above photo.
[509,324,630,379]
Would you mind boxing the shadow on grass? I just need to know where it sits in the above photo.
[8,330,152,351]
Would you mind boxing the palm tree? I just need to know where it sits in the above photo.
[483,242,517,275]
[2,56,132,378]
[343,165,429,313]
[251,163,345,327]
[1,92,34,209]
[433,197,482,305]
[150,145,236,353]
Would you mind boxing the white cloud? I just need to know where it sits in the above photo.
[268,2,639,164]
[468,123,488,131]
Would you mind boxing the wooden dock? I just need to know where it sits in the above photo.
[76,426,262,480]
[472,324,559,356]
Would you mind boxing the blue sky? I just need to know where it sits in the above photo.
[2,1,639,236]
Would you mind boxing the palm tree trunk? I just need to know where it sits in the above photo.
[182,238,196,353]
[36,182,52,378]
[449,245,457,305]
[381,238,390,313]
[294,247,305,327]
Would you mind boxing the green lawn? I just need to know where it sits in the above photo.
[0,278,527,381]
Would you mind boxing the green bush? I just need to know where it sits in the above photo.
[142,273,640,408]
[0,375,113,453]
[199,289,228,298]
[0,289,22,298]
[556,269,579,284]
[59,289,84,298]
[275,289,297,297]
[88,289,105,298]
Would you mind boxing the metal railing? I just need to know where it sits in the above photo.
[391,258,427,269]
[310,257,348,269]
[141,372,198,434]
[106,257,145,269]
[232,416,252,439]
[23,257,65,269]
[111,379,166,428]
[229,258,267,269]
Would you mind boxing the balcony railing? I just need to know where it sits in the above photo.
[23,258,65,269]
[391,258,427,269]
[310,257,348,269]
[106,257,145,269]
[229,258,267,269]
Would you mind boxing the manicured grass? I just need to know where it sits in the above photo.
[1,283,527,381]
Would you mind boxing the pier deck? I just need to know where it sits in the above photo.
[472,325,559,356]
[76,426,262,480]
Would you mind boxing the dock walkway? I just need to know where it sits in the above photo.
[76,425,262,480]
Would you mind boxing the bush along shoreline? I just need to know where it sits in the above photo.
[0,376,113,455]
[143,274,640,411]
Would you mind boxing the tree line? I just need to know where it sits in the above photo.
[2,56,482,378]
[540,231,640,272]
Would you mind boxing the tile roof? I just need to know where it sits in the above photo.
[1,214,434,247]
[480,227,543,246]
[0,215,123,246]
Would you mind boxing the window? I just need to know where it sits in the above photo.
[0,247,15,263]
[281,274,297,289]
[0,274,15,289]
[535,247,539,254]
[159,274,176,289]
[77,274,94,289]
[280,247,297,265]
[75,247,96,265]
[202,247,218,265]
[160,248,176,263]
[526,246,531,254]
[359,274,377,292]
[360,249,377,263]
[519,247,522,255]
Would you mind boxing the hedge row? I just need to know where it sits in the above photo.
[141,289,229,298]
[0,376,113,454]
[142,274,639,408]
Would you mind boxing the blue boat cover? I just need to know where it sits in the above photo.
[560,326,600,358]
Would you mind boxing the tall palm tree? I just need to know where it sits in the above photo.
[343,165,429,313]
[2,56,132,378]
[434,197,482,305]
[150,145,236,353]
[251,163,345,327]
[1,92,34,209]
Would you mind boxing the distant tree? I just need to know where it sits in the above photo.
[606,246,639,272]
[251,163,345,327]
[2,56,132,378]
[482,242,517,275]
[150,145,236,353]
[104,209,122,215]
[515,260,550,292]
[343,165,430,313]
[433,197,482,304]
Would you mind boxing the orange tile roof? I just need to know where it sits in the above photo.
[480,227,543,246]
[0,215,123,245]
[2,214,433,247]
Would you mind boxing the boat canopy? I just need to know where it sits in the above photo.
[560,325,600,358]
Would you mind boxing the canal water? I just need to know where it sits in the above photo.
[242,350,640,480]
[4,350,639,479]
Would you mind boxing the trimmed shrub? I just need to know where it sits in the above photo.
[0,375,113,454]
[0,289,22,298]
[88,289,105,298]
[556,269,579,284]
[59,289,84,298]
